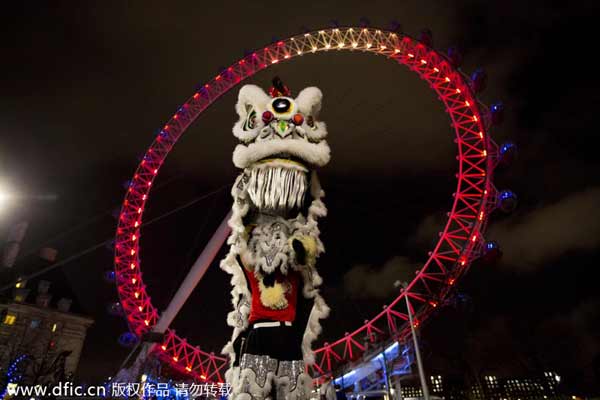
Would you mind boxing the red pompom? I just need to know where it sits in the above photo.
[292,113,304,126]
[262,110,274,124]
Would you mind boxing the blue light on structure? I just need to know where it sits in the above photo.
[499,141,517,165]
[491,102,505,125]
[333,341,412,389]
[499,190,514,200]
[373,341,400,362]
[159,129,170,139]
[0,354,28,398]
[104,270,116,283]
[498,190,518,213]
[447,46,463,67]
[486,241,498,251]
[335,369,356,385]
[471,68,487,93]
[500,141,515,155]
[483,240,502,263]
[118,332,139,348]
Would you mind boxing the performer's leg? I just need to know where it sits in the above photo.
[230,353,278,400]
[274,360,313,400]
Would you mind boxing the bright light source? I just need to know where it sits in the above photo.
[0,184,14,212]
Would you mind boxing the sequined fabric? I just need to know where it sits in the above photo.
[235,354,310,400]
[240,354,278,388]
[276,360,309,400]
[276,360,304,391]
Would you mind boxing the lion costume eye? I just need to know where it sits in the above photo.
[244,109,257,131]
[272,98,291,114]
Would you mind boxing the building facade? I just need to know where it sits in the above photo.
[396,371,563,400]
[0,280,93,385]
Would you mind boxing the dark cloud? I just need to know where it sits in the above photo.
[409,187,600,271]
[412,212,446,247]
[343,256,418,299]
[489,187,600,269]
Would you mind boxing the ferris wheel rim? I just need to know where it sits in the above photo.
[113,26,497,382]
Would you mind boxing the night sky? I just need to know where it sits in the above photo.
[1,0,599,395]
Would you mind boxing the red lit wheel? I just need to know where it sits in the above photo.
[114,27,501,382]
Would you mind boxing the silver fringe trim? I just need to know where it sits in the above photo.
[247,165,307,210]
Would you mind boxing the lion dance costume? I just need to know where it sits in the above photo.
[221,78,330,400]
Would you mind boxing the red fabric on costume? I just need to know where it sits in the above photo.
[244,269,299,324]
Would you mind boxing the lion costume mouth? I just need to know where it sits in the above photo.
[233,138,330,169]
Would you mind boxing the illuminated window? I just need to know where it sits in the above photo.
[3,314,17,325]
[14,293,26,303]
